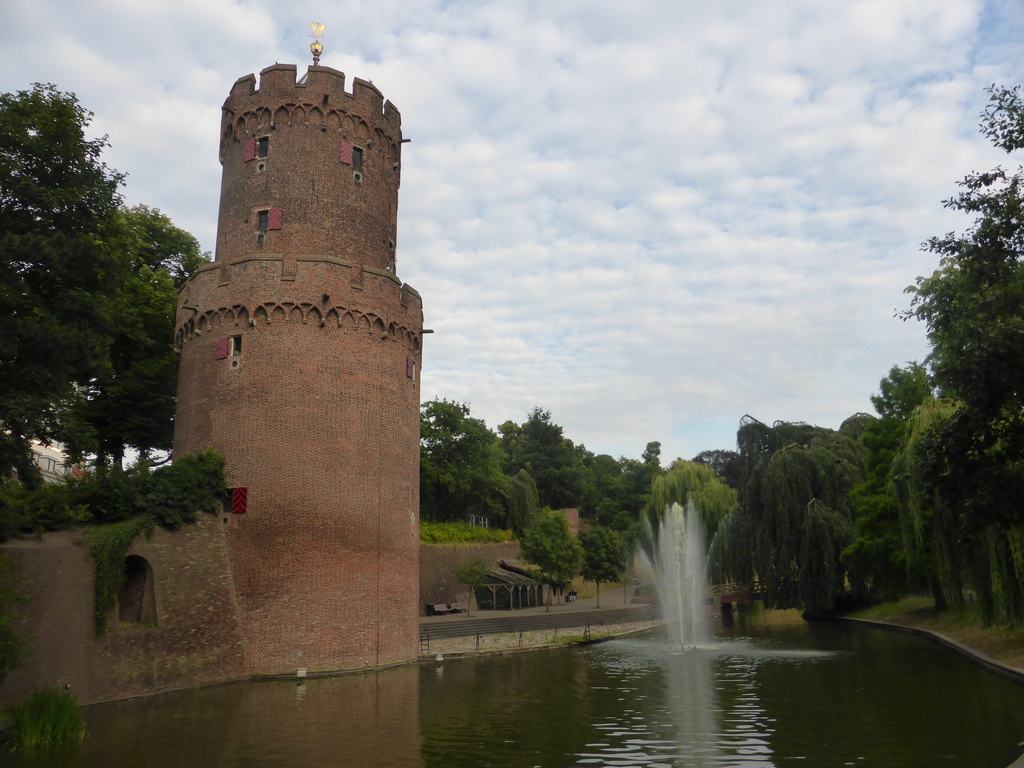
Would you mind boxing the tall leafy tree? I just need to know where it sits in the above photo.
[579,525,626,608]
[584,453,624,526]
[842,364,935,600]
[691,449,742,490]
[712,416,866,612]
[0,84,124,482]
[420,399,507,523]
[613,441,663,529]
[500,408,585,509]
[503,468,541,534]
[454,557,491,615]
[907,84,1024,529]
[645,459,737,541]
[519,509,583,610]
[905,85,1024,625]
[84,206,208,466]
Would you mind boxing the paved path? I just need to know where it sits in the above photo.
[420,585,662,640]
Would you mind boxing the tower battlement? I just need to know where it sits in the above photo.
[226,64,401,128]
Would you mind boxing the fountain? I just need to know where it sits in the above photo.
[655,500,709,650]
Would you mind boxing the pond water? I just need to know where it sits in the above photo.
[7,620,1024,768]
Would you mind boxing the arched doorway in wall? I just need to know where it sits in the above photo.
[119,555,157,625]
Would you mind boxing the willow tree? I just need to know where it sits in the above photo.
[892,397,1024,625]
[887,398,963,611]
[841,364,937,604]
[504,469,541,535]
[711,416,866,612]
[639,460,737,563]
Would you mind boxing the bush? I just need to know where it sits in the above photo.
[6,687,85,749]
[419,522,514,544]
[0,449,226,539]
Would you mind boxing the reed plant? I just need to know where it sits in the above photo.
[5,687,85,749]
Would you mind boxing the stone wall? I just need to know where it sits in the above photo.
[0,536,521,704]
[0,515,246,706]
[419,542,521,611]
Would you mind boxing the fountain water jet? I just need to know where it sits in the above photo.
[656,501,708,650]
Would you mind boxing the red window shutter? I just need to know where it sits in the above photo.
[267,208,283,230]
[243,138,257,162]
[339,141,353,165]
[231,487,248,514]
[406,357,416,378]
[216,337,230,359]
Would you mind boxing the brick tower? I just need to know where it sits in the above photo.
[173,62,423,674]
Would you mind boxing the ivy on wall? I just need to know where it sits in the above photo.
[0,449,226,636]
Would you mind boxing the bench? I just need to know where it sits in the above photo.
[425,602,468,616]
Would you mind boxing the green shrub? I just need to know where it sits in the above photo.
[0,449,226,539]
[6,687,85,749]
[419,521,514,544]
[77,450,227,635]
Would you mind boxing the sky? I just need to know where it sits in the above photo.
[3,0,1023,464]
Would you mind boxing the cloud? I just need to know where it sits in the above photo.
[3,0,1022,462]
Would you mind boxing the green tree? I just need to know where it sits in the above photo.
[500,408,585,509]
[842,364,935,600]
[645,460,737,543]
[0,84,124,483]
[454,557,491,615]
[84,206,208,466]
[519,509,583,610]
[584,453,624,527]
[579,526,625,608]
[612,441,664,531]
[712,416,866,612]
[420,399,507,524]
[691,449,742,490]
[904,85,1024,626]
[504,468,541,534]
[907,84,1024,529]
[886,398,964,613]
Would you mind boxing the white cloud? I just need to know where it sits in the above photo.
[2,0,1022,462]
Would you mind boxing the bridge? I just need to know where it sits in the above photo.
[708,582,762,605]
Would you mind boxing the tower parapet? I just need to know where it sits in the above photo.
[215,64,403,273]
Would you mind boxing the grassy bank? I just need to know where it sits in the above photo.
[844,597,1024,673]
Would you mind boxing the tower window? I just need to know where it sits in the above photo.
[230,335,242,356]
[257,209,283,232]
[352,147,363,170]
[257,137,269,158]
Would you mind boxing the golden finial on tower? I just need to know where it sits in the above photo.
[310,22,326,66]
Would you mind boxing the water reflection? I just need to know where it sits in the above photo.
[7,622,1024,768]
[5,667,422,768]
